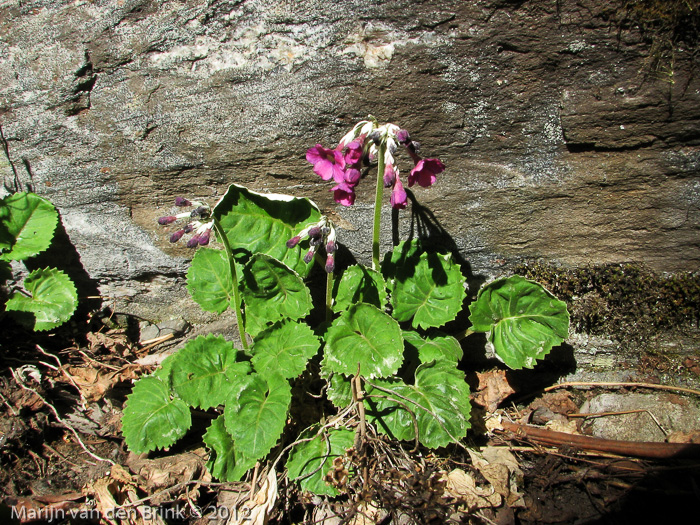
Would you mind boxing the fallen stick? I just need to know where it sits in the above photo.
[544,381,700,397]
[500,420,700,459]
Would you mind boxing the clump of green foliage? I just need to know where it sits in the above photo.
[515,262,700,343]
[121,119,570,497]
[0,192,78,331]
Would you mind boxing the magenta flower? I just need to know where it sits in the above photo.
[383,163,397,188]
[408,158,445,188]
[344,168,361,185]
[390,178,408,209]
[306,144,346,182]
[343,139,364,166]
[332,182,356,206]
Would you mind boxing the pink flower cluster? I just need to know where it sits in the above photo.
[305,121,445,209]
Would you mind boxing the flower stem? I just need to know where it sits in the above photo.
[325,268,334,324]
[372,141,387,270]
[213,218,249,350]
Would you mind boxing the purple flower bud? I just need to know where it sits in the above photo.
[170,229,185,243]
[325,255,335,273]
[286,235,301,248]
[175,197,192,206]
[303,249,315,264]
[183,223,195,234]
[186,234,201,248]
[396,129,411,144]
[383,164,396,188]
[326,240,337,254]
[198,229,211,245]
[308,226,321,238]
[158,216,177,225]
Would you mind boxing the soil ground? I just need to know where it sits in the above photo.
[1,308,699,525]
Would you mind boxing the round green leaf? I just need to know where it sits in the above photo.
[241,253,312,337]
[381,239,423,282]
[186,248,235,313]
[203,415,257,482]
[366,360,471,449]
[402,330,463,364]
[0,192,58,261]
[286,427,355,496]
[332,265,387,313]
[468,276,570,369]
[122,376,192,454]
[324,303,404,379]
[251,320,320,380]
[213,184,321,276]
[5,267,78,331]
[389,249,466,330]
[320,362,353,409]
[168,334,251,410]
[224,373,291,459]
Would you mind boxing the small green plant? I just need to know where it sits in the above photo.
[122,118,570,496]
[0,192,78,331]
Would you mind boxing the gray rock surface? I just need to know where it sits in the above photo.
[1,1,698,358]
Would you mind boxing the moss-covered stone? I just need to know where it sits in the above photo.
[515,263,700,347]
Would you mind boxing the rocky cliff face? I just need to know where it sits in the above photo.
[1,0,698,341]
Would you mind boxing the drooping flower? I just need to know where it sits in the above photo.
[383,162,397,188]
[344,167,361,185]
[306,144,346,182]
[343,139,364,166]
[390,177,408,209]
[408,158,445,188]
[332,182,356,206]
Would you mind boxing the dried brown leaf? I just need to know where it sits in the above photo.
[472,370,516,413]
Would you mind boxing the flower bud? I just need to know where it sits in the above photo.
[186,234,201,248]
[175,197,192,206]
[303,249,316,264]
[326,240,337,254]
[396,129,411,144]
[169,229,185,243]
[308,226,322,238]
[286,235,301,248]
[310,236,321,247]
[183,223,195,234]
[325,255,335,273]
[198,229,211,245]
[158,216,177,225]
